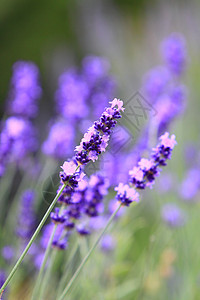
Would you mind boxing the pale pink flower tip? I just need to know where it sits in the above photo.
[129,167,144,182]
[115,183,139,202]
[61,161,77,176]
[109,98,125,112]
[160,132,177,149]
[138,158,154,171]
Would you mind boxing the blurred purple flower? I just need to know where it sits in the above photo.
[16,190,36,240]
[1,246,14,262]
[161,203,186,227]
[101,234,116,252]
[42,119,75,159]
[7,61,42,118]
[161,33,187,75]
[180,168,200,201]
[142,66,170,102]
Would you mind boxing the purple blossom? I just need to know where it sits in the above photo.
[42,120,75,159]
[50,207,67,224]
[161,33,187,75]
[16,190,36,240]
[115,183,139,206]
[75,99,124,165]
[40,223,68,251]
[0,117,38,176]
[180,168,200,201]
[161,203,186,227]
[60,160,85,188]
[52,225,68,250]
[115,132,177,205]
[82,55,110,83]
[1,246,14,262]
[55,69,89,120]
[142,66,170,102]
[7,61,42,118]
[152,132,177,166]
[101,235,116,252]
[76,224,91,236]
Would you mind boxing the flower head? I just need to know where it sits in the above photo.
[115,183,139,206]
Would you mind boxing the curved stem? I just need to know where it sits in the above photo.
[0,184,66,296]
[57,203,122,300]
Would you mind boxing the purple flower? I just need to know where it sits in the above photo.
[82,55,110,83]
[152,132,177,166]
[161,33,187,75]
[16,190,36,240]
[115,132,177,206]
[7,61,42,118]
[50,207,67,224]
[180,168,200,201]
[75,99,124,165]
[60,160,85,188]
[161,203,186,227]
[1,246,14,262]
[0,117,38,176]
[101,235,116,252]
[42,120,75,159]
[76,224,91,236]
[115,183,139,206]
[55,69,89,120]
[40,224,68,251]
[142,66,170,102]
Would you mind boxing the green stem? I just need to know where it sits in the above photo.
[0,184,66,296]
[57,203,122,300]
[34,204,65,300]
[31,224,58,300]
[38,249,57,300]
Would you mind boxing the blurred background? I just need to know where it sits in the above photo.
[1,0,200,299]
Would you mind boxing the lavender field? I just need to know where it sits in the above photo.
[0,1,200,299]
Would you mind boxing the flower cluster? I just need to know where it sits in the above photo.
[115,132,177,206]
[75,98,124,165]
[16,190,36,241]
[142,33,187,134]
[161,203,186,227]
[0,117,38,176]
[42,56,116,160]
[0,61,41,177]
[6,61,42,119]
[44,174,109,251]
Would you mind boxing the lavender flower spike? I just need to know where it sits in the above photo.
[75,98,124,165]
[115,132,177,206]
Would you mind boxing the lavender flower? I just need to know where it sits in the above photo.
[161,203,186,227]
[115,133,177,205]
[179,168,200,201]
[55,69,89,120]
[152,132,177,166]
[0,117,38,176]
[42,120,75,159]
[161,33,186,76]
[40,224,68,251]
[1,246,14,262]
[59,160,84,188]
[16,190,36,240]
[142,66,170,103]
[115,183,139,206]
[7,61,42,118]
[74,98,124,165]
[101,235,116,252]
